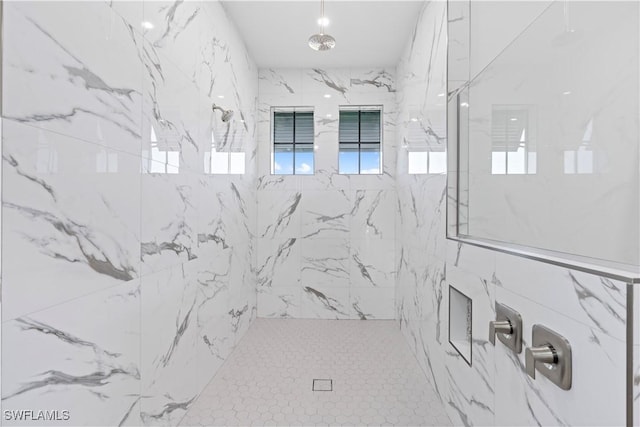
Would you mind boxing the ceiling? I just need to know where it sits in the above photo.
[221,1,425,69]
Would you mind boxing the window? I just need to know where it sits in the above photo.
[339,107,382,174]
[272,109,314,175]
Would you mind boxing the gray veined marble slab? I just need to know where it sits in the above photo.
[196,177,254,261]
[350,190,396,240]
[2,280,141,427]
[299,190,351,239]
[256,237,301,290]
[3,1,144,155]
[142,0,202,80]
[494,286,626,427]
[494,251,628,342]
[140,263,200,426]
[349,238,395,289]
[301,285,350,320]
[141,39,203,175]
[300,237,350,291]
[256,191,302,239]
[350,287,395,320]
[257,66,398,321]
[140,173,199,276]
[259,68,303,96]
[257,286,301,319]
[349,69,396,94]
[303,68,351,99]
[2,120,141,321]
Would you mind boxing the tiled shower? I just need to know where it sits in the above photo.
[1,0,639,426]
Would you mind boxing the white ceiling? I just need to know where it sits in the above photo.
[221,1,425,69]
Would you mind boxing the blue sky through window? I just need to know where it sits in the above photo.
[360,150,380,174]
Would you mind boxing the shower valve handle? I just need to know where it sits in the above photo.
[489,320,512,345]
[525,344,558,379]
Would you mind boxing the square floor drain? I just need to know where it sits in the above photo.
[312,379,333,391]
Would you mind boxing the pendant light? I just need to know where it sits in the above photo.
[308,0,336,51]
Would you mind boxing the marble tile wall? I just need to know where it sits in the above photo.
[396,1,631,426]
[1,1,257,425]
[256,68,397,320]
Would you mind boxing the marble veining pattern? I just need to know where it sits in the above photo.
[257,67,397,320]
[2,1,258,425]
[396,2,632,426]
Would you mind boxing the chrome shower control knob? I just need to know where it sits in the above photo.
[489,320,513,345]
[525,344,559,379]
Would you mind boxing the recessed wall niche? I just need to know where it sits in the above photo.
[449,285,472,366]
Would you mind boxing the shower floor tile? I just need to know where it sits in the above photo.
[180,318,452,427]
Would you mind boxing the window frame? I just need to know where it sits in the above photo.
[271,106,315,175]
[338,105,383,175]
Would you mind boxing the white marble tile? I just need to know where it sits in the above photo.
[300,237,350,290]
[140,173,198,276]
[398,1,633,427]
[349,68,396,94]
[256,173,305,192]
[300,285,350,320]
[227,289,255,348]
[442,266,496,426]
[259,68,303,96]
[397,176,447,259]
[2,280,141,426]
[3,1,259,427]
[300,167,350,192]
[395,3,496,426]
[106,0,144,32]
[197,1,259,121]
[299,190,351,239]
[349,238,395,288]
[2,120,141,321]
[256,237,300,290]
[301,68,351,99]
[3,1,144,155]
[257,287,301,319]
[140,263,199,426]
[494,252,627,341]
[196,177,234,260]
[494,286,626,427]
[446,240,496,279]
[141,41,203,174]
[256,190,302,239]
[446,0,469,91]
[348,172,396,191]
[195,314,234,392]
[350,287,395,320]
[193,248,239,392]
[350,190,395,240]
[142,1,202,79]
[635,340,640,427]
[196,177,254,265]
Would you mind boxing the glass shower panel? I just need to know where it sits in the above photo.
[452,0,640,268]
